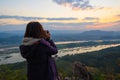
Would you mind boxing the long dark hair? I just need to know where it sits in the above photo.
[24,21,46,38]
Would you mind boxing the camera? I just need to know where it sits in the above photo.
[46,30,49,33]
[45,30,49,34]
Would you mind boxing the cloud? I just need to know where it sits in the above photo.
[53,0,93,10]
[46,17,78,20]
[0,15,78,21]
[83,17,99,20]
[0,15,120,31]
[86,20,120,31]
[83,17,99,22]
[116,14,120,17]
[42,22,95,30]
[0,21,95,31]
[0,20,120,31]
[0,15,44,21]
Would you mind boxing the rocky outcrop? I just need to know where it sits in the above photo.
[72,62,93,80]
[59,62,93,80]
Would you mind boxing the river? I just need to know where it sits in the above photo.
[0,39,120,64]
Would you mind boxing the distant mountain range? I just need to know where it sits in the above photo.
[82,30,120,35]
[51,30,120,41]
[78,30,120,40]
[0,30,120,38]
[0,30,120,46]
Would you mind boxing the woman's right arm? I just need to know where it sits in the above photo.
[40,39,58,55]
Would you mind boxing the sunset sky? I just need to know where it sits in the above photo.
[0,0,120,31]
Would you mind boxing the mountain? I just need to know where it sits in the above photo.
[0,30,120,47]
[80,30,120,36]
[79,30,120,40]
[0,30,120,39]
[52,30,120,41]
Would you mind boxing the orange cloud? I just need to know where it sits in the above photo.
[72,7,81,11]
[86,21,120,29]
[99,15,120,23]
[0,19,27,25]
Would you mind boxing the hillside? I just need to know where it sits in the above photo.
[57,46,120,73]
[0,46,120,80]
[56,46,120,79]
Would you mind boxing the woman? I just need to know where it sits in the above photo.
[19,21,59,80]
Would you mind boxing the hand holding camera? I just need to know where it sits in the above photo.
[45,30,51,40]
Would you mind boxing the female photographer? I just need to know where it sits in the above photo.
[19,21,59,80]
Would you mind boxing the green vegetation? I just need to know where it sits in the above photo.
[0,62,27,80]
[56,46,120,80]
[0,46,120,80]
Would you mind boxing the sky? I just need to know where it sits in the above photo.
[0,0,120,31]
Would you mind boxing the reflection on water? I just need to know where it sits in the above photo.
[55,39,120,45]
[55,41,89,45]
[0,47,18,52]
[0,53,25,64]
[0,39,120,52]
[58,44,120,57]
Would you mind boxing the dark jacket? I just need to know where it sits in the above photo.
[19,38,58,80]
